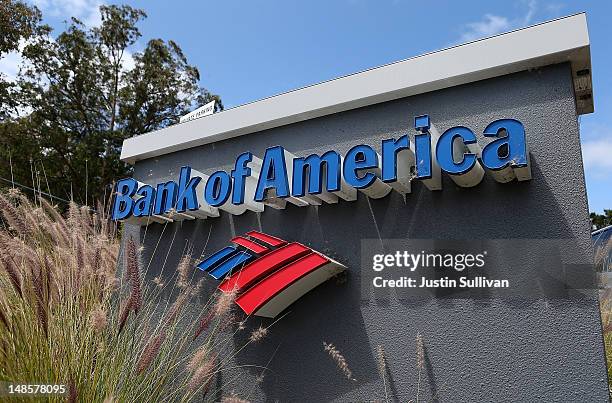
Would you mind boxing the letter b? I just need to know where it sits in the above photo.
[112,178,138,220]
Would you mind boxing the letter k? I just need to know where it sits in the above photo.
[176,166,202,212]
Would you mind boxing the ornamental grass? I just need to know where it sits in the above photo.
[0,189,260,402]
[598,237,612,393]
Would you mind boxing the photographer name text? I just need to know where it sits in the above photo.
[371,251,509,289]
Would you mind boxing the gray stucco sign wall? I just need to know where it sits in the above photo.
[122,62,608,401]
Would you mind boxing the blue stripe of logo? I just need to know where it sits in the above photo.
[197,246,237,272]
[208,251,254,280]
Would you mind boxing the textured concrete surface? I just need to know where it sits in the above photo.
[124,63,609,402]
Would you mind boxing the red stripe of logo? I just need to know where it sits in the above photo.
[218,243,310,293]
[231,236,269,254]
[245,231,287,247]
[235,252,330,315]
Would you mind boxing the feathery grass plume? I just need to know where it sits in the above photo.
[0,291,9,329]
[14,190,33,208]
[222,394,251,403]
[220,313,237,332]
[125,237,143,312]
[67,201,82,230]
[22,201,45,235]
[34,207,58,241]
[30,264,48,338]
[188,354,217,392]
[92,205,102,234]
[136,330,167,374]
[89,241,102,274]
[416,333,425,403]
[193,310,214,340]
[74,234,85,291]
[1,256,22,298]
[101,245,119,290]
[24,206,44,233]
[98,207,113,240]
[376,345,388,403]
[0,306,8,329]
[105,276,120,292]
[323,341,354,381]
[0,193,31,238]
[40,197,63,223]
[80,206,93,235]
[49,222,70,247]
[214,288,237,317]
[35,206,55,229]
[41,198,71,246]
[163,291,189,328]
[118,300,132,334]
[177,255,191,289]
[376,345,387,377]
[187,345,209,372]
[43,255,57,305]
[153,276,164,288]
[11,240,40,272]
[601,290,612,389]
[416,333,425,370]
[68,380,77,403]
[191,278,205,296]
[0,232,12,258]
[90,306,107,334]
[90,245,102,290]
[6,187,20,199]
[35,297,48,338]
[249,325,268,343]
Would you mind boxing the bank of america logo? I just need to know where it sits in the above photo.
[197,231,345,318]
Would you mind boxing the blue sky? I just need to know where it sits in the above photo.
[5,1,611,213]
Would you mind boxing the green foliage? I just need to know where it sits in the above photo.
[118,38,220,135]
[0,3,222,206]
[0,0,47,55]
[0,0,49,119]
[591,210,612,230]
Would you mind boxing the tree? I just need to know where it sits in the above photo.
[0,4,221,206]
[0,0,49,118]
[119,39,222,136]
[591,210,612,230]
[0,0,46,54]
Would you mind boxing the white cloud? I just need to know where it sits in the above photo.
[122,49,135,72]
[582,138,612,173]
[544,2,565,17]
[0,36,55,83]
[0,50,23,81]
[521,0,537,26]
[31,0,104,27]
[458,0,538,43]
[460,15,511,42]
[582,125,612,182]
